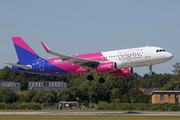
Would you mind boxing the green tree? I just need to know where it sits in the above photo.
[17,90,29,102]
[58,89,75,101]
[40,92,55,103]
[172,62,180,75]
[163,81,177,90]
[128,87,143,103]
[0,88,17,103]
[110,88,120,101]
[172,62,180,81]
[27,90,37,102]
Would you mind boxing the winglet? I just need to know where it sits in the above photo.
[41,42,50,52]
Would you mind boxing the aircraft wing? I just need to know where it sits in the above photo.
[41,42,99,69]
[6,63,31,70]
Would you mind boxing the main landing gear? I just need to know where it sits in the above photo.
[87,75,105,83]
[87,68,105,83]
[87,68,94,81]
[87,69,105,84]
[149,65,155,75]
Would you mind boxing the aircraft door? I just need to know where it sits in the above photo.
[39,60,45,71]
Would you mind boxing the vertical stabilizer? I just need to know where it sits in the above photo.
[12,37,41,64]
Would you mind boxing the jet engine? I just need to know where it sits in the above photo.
[96,62,117,72]
[111,68,133,77]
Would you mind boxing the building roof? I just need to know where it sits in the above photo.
[150,90,180,95]
[140,88,161,94]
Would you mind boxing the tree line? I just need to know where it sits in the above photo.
[0,62,179,103]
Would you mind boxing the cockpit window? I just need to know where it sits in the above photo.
[156,49,166,52]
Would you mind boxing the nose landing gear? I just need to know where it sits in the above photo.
[149,65,155,75]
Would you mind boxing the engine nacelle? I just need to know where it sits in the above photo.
[111,68,133,77]
[96,62,117,72]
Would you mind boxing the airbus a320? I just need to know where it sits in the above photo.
[6,37,173,83]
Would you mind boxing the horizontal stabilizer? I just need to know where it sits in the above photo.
[6,63,31,70]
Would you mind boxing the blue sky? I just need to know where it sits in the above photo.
[0,0,179,76]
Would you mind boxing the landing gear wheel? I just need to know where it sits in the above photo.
[99,78,105,83]
[87,75,94,81]
[150,71,154,75]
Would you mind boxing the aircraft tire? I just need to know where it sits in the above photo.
[99,78,105,83]
[87,75,94,81]
[150,71,154,75]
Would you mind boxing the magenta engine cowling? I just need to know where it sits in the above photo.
[96,62,117,72]
[111,68,133,77]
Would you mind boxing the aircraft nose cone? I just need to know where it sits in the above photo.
[165,52,173,61]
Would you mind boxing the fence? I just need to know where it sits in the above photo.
[41,103,180,110]
[1,103,179,111]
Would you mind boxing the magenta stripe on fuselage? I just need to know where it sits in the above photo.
[45,58,80,74]
[12,37,38,56]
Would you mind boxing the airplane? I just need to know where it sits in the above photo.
[6,37,173,83]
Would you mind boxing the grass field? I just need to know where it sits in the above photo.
[0,115,180,120]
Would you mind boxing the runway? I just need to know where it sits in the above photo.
[0,111,180,116]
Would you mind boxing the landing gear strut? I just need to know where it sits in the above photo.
[149,65,154,75]
[87,69,105,83]
[87,68,94,81]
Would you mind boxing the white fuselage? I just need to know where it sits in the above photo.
[101,46,173,69]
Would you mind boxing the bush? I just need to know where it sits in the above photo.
[136,106,149,111]
[5,104,18,110]
[170,106,180,111]
[157,106,167,111]
[18,104,30,110]
[0,104,5,110]
[96,103,177,111]
[111,99,120,103]
[29,104,42,110]
[124,105,136,110]
[17,104,42,110]
[76,105,82,109]
[98,101,109,107]
[0,103,41,110]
